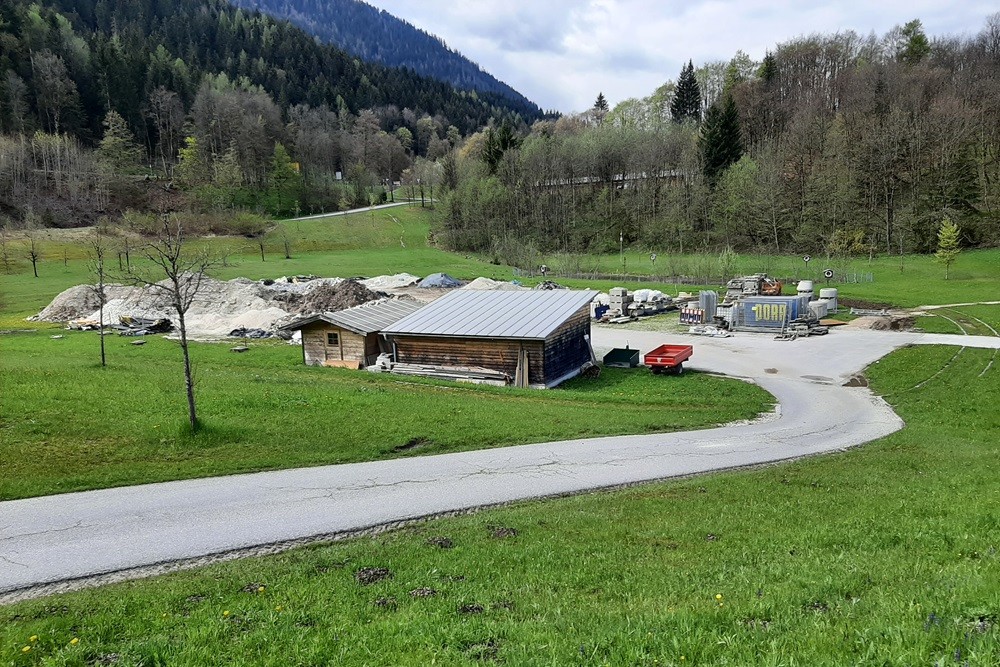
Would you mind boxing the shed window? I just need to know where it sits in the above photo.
[327,331,340,346]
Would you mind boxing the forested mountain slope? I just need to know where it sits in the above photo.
[230,0,544,119]
[0,0,535,144]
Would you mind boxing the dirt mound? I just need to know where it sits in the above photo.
[848,314,914,331]
[292,279,385,315]
[32,284,135,322]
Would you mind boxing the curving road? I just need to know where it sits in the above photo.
[1,328,997,600]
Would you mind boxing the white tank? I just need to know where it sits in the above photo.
[809,300,828,319]
[797,280,814,301]
[819,288,838,312]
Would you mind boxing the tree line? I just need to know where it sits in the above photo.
[441,17,1000,261]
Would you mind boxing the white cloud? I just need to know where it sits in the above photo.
[368,0,996,112]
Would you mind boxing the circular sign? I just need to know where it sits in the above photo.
[803,255,811,263]
[650,253,657,262]
[823,269,834,279]
[540,264,549,275]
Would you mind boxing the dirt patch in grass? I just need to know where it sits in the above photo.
[458,603,485,615]
[354,567,393,586]
[373,597,397,610]
[488,526,518,539]
[409,587,437,598]
[804,600,829,613]
[393,436,431,453]
[426,536,454,549]
[461,638,500,662]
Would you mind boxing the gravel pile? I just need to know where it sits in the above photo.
[361,273,420,290]
[461,277,528,291]
[33,275,387,338]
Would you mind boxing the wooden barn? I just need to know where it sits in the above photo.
[279,299,423,368]
[380,289,599,388]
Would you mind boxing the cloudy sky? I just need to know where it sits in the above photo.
[367,0,996,113]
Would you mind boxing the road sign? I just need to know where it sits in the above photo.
[823,269,834,279]
[803,255,811,263]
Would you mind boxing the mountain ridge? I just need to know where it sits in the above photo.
[229,0,544,119]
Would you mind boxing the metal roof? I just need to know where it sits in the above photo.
[279,299,424,335]
[382,289,599,340]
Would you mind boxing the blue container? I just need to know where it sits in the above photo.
[736,296,808,330]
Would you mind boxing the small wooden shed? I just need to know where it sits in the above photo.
[381,289,599,388]
[279,299,423,368]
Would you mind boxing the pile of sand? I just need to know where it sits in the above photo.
[361,273,420,290]
[847,314,915,331]
[461,277,528,291]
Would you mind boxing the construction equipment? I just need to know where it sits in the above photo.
[643,344,693,375]
[723,274,783,304]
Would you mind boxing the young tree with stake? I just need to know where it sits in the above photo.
[128,216,220,430]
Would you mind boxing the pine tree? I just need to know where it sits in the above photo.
[758,53,777,84]
[670,60,701,123]
[934,217,960,279]
[700,95,743,186]
[97,110,143,175]
[592,92,609,125]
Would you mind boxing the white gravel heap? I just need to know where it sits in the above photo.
[361,273,420,290]
[34,276,358,338]
[461,277,528,291]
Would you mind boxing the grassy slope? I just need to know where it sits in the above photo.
[2,345,997,665]
[0,331,770,500]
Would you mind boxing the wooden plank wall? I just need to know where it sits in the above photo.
[301,324,367,366]
[542,306,591,384]
[394,336,545,385]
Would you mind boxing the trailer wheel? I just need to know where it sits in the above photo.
[674,363,684,375]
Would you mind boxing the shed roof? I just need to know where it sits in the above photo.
[278,299,423,335]
[382,289,598,340]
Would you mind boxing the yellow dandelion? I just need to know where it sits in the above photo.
[223,610,231,617]
[29,635,38,642]
[70,638,80,646]
[275,605,283,612]
[715,594,722,600]
[257,586,265,593]
[680,656,686,662]
[22,646,31,653]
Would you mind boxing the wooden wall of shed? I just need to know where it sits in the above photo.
[394,336,545,385]
[542,305,592,384]
[301,324,367,366]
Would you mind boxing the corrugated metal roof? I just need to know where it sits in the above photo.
[382,289,598,340]
[279,299,423,335]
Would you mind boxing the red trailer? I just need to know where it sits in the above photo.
[643,344,693,375]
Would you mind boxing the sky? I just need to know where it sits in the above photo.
[366,0,997,113]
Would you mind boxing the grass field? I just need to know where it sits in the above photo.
[2,344,997,665]
[2,209,997,329]
[544,248,1000,308]
[0,330,771,500]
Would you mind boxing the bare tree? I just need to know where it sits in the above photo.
[26,231,41,278]
[129,217,219,430]
[89,224,112,366]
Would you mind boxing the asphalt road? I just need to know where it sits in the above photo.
[1,328,996,598]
